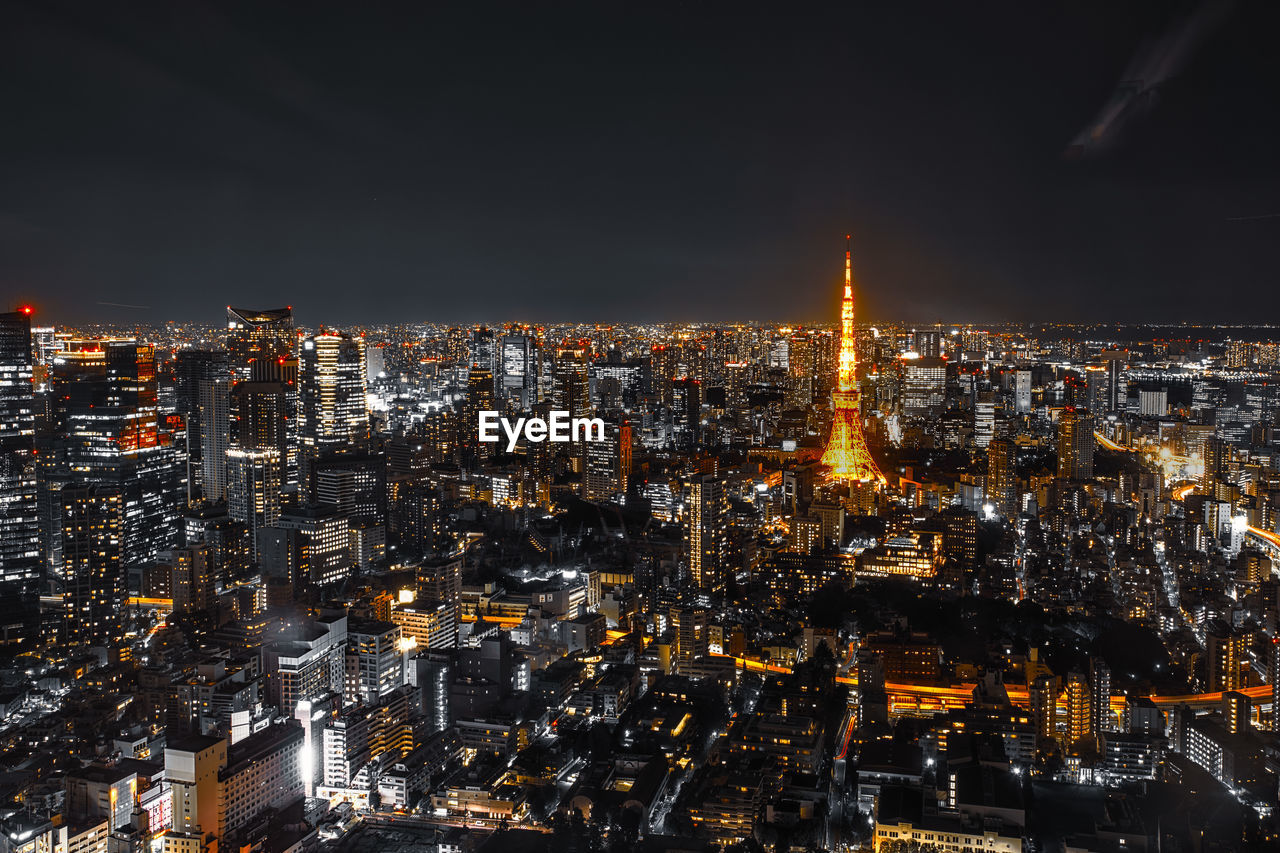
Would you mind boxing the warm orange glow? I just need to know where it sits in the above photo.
[821,237,885,484]
[1249,525,1280,551]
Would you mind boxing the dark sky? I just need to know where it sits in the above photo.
[3,0,1279,327]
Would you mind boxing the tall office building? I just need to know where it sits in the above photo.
[1101,350,1126,412]
[553,344,591,418]
[1014,368,1032,415]
[469,327,497,378]
[913,328,942,358]
[987,437,1017,518]
[226,307,294,383]
[0,309,39,579]
[198,377,231,502]
[61,486,124,649]
[226,307,298,489]
[49,341,184,565]
[685,473,728,591]
[226,448,281,562]
[1057,407,1094,480]
[584,421,631,502]
[175,350,229,502]
[298,331,369,476]
[901,357,947,415]
[499,332,536,407]
[974,392,996,448]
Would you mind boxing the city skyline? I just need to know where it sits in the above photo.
[5,3,1280,853]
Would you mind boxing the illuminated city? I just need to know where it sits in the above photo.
[4,3,1280,853]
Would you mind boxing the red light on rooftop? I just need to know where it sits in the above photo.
[20,305,33,315]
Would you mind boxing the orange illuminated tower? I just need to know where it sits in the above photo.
[820,236,885,484]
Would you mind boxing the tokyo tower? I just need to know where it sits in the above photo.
[820,236,885,484]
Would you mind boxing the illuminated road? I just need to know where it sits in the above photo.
[1248,526,1280,556]
[709,653,1274,714]
[1094,431,1131,452]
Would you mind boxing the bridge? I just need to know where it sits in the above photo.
[708,653,1274,717]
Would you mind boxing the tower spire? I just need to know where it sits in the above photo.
[821,235,884,484]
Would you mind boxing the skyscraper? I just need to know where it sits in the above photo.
[686,473,728,591]
[553,344,591,418]
[298,331,369,476]
[49,341,184,565]
[226,307,295,383]
[1014,368,1032,415]
[987,437,1017,518]
[198,377,231,502]
[584,421,631,502]
[1057,407,1095,481]
[175,349,229,502]
[226,448,281,562]
[226,307,298,488]
[61,486,124,648]
[0,309,39,580]
[820,237,884,483]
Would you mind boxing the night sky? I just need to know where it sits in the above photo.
[3,0,1279,327]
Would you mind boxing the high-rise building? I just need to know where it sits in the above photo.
[1065,671,1093,752]
[198,377,231,501]
[346,619,407,705]
[1270,638,1280,733]
[1014,368,1032,415]
[300,333,373,489]
[61,486,124,648]
[225,448,281,562]
[226,307,295,383]
[1102,350,1127,412]
[162,735,226,853]
[499,332,536,406]
[821,238,884,483]
[901,356,947,415]
[974,392,996,448]
[49,341,184,565]
[1057,407,1094,480]
[0,309,39,579]
[299,331,369,476]
[1090,658,1112,734]
[584,421,631,502]
[987,437,1017,518]
[553,344,591,418]
[1029,674,1058,745]
[686,473,728,591]
[175,350,229,502]
[264,613,348,716]
[1205,620,1246,692]
[231,380,289,452]
[670,604,708,673]
[913,328,942,359]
